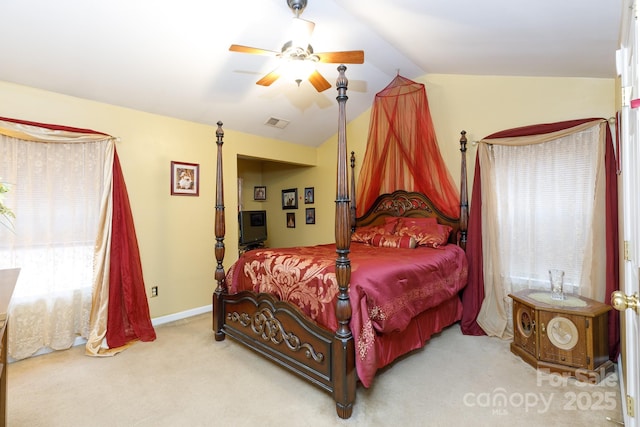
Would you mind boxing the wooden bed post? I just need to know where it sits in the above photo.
[349,151,356,233]
[333,65,356,419]
[212,121,227,341]
[459,130,468,250]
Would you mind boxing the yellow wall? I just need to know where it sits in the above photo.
[0,73,615,319]
[420,74,615,191]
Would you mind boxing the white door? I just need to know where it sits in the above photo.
[616,1,640,425]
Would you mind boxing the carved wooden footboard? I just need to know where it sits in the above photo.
[219,291,337,391]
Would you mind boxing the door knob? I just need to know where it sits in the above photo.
[611,291,640,313]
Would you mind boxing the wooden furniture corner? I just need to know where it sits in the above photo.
[0,268,18,427]
[509,289,615,384]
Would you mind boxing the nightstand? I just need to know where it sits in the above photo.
[509,289,615,384]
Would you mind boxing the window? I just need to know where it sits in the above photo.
[0,136,108,359]
[491,127,600,295]
[473,121,609,339]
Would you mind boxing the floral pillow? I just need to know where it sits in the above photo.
[394,217,452,248]
[351,222,397,244]
[370,233,417,249]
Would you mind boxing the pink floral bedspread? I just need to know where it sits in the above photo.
[226,242,468,387]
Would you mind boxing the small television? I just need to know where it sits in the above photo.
[239,210,267,246]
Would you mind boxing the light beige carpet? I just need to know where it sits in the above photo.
[7,313,622,426]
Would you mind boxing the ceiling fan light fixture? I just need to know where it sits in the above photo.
[282,57,316,86]
[230,0,363,92]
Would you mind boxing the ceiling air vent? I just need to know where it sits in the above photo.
[264,117,290,129]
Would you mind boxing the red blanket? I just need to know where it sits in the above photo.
[227,242,468,387]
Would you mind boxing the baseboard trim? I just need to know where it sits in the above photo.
[616,354,628,425]
[151,305,212,327]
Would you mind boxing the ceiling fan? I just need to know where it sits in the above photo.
[229,0,364,92]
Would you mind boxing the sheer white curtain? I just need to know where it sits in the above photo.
[0,131,113,359]
[476,122,607,338]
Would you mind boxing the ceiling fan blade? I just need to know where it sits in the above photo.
[229,44,279,56]
[308,70,331,92]
[256,69,281,87]
[315,50,364,64]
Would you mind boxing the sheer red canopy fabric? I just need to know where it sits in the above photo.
[356,75,460,218]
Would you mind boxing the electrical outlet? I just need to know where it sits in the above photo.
[151,286,158,297]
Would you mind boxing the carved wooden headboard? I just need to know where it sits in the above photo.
[349,131,469,248]
[355,190,462,245]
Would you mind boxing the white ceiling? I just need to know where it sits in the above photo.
[0,0,623,147]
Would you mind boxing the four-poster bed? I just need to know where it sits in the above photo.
[212,65,469,419]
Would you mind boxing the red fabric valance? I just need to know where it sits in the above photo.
[0,116,109,135]
[483,118,604,139]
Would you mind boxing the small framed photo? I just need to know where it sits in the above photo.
[286,212,296,228]
[305,208,315,224]
[254,186,266,201]
[304,187,314,204]
[282,188,298,209]
[171,161,199,196]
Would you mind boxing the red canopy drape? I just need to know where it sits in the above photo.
[356,75,460,218]
[106,150,156,347]
[461,118,619,360]
[460,155,485,336]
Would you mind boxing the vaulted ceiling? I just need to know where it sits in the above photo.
[0,0,622,147]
